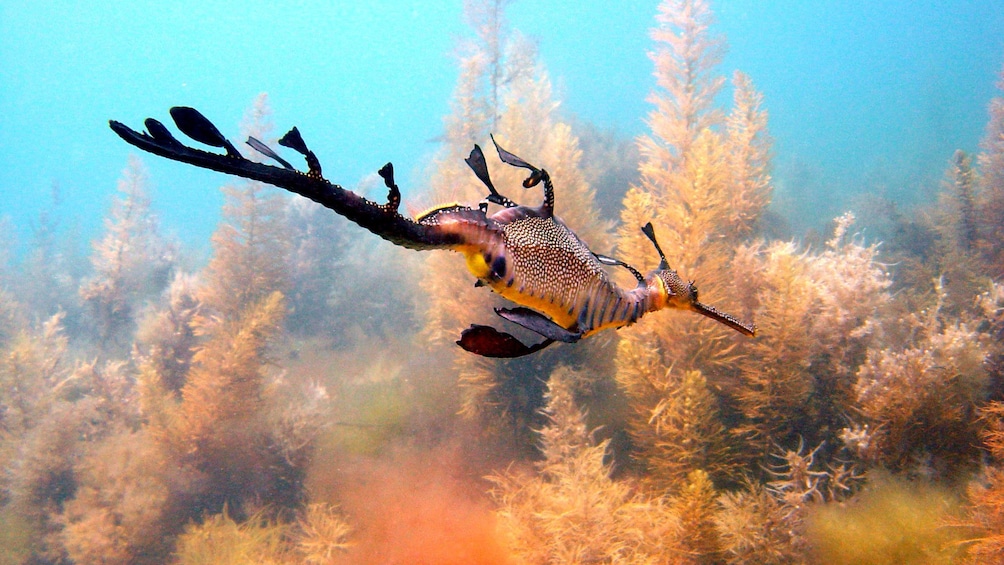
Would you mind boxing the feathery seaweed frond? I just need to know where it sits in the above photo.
[489,368,681,564]
[646,0,725,167]
[80,157,175,352]
[616,0,771,491]
[855,311,988,474]
[173,507,294,565]
[197,96,292,320]
[135,271,201,401]
[714,482,801,565]
[160,292,288,485]
[296,503,353,563]
[728,214,890,467]
[950,150,979,252]
[977,66,1004,277]
[962,400,1004,561]
[725,71,773,239]
[59,431,180,565]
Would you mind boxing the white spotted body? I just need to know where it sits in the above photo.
[485,215,652,336]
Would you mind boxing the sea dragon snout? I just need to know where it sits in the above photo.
[110,106,755,357]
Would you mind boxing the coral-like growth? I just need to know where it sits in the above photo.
[296,503,353,564]
[854,302,989,474]
[79,157,175,352]
[977,66,1004,278]
[490,367,681,563]
[805,474,966,565]
[173,508,294,565]
[197,96,292,320]
[728,214,890,464]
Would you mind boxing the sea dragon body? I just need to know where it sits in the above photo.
[110,107,755,357]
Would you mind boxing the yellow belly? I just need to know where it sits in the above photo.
[464,247,492,279]
[492,280,579,329]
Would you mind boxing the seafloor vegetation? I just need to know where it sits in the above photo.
[3,0,1004,563]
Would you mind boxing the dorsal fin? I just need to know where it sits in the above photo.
[491,134,540,185]
[595,253,646,284]
[465,144,496,193]
[641,222,670,269]
[490,134,553,217]
[377,163,401,211]
[278,126,323,178]
[466,145,518,208]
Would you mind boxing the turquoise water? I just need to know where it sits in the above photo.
[2,1,1001,251]
[2,1,1004,563]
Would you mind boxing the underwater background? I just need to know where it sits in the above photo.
[2,0,1004,563]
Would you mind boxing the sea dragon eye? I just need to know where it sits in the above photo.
[490,254,507,279]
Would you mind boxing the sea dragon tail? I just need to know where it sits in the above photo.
[109,107,466,251]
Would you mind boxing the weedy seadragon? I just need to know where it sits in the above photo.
[110,107,755,357]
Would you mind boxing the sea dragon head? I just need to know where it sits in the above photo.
[640,223,757,337]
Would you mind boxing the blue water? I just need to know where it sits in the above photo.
[1,0,1002,251]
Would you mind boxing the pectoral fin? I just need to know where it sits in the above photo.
[457,325,554,358]
[495,307,582,343]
